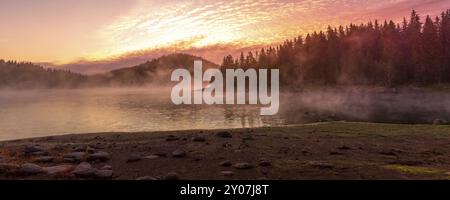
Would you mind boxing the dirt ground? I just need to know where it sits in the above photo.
[1,122,450,180]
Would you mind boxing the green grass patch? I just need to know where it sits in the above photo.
[383,164,445,175]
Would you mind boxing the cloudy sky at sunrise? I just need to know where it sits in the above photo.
[0,0,449,67]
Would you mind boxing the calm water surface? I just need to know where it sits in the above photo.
[1,88,449,141]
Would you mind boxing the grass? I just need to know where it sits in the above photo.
[270,122,450,138]
[383,164,446,175]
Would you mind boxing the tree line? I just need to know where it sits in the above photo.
[221,10,450,87]
[0,60,87,89]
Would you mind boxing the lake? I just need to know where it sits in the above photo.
[0,87,449,141]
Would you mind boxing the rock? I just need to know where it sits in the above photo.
[257,177,269,180]
[34,156,54,163]
[87,151,110,162]
[72,162,96,177]
[20,163,43,175]
[24,145,45,155]
[127,154,142,163]
[44,165,75,175]
[144,155,160,160]
[192,136,206,142]
[233,162,254,170]
[259,159,272,167]
[433,118,449,125]
[63,152,86,163]
[101,165,113,170]
[166,135,179,141]
[0,163,19,173]
[220,171,234,177]
[136,176,158,180]
[172,149,186,158]
[95,170,113,179]
[164,172,180,180]
[216,131,232,138]
[219,160,232,167]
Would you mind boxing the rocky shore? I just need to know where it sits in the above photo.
[1,122,450,180]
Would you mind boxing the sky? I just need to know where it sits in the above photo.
[0,0,449,67]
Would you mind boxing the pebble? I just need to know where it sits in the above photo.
[101,165,113,170]
[220,171,234,177]
[144,155,160,160]
[136,176,158,180]
[20,163,43,175]
[233,163,254,170]
[216,131,232,138]
[87,151,110,162]
[172,149,187,158]
[192,136,206,142]
[127,154,142,163]
[44,165,74,175]
[34,156,54,163]
[164,172,180,180]
[72,162,97,177]
[219,160,232,167]
[63,152,86,163]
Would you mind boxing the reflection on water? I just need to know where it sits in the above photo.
[0,88,285,141]
[0,88,449,141]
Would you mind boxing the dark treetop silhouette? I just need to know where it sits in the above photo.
[1,10,450,89]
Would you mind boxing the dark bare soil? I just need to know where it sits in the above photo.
[1,122,450,180]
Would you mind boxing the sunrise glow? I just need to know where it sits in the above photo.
[1,0,449,64]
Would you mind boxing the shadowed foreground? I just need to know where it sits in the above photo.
[1,122,450,180]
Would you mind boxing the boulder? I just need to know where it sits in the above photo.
[20,163,43,175]
[44,165,75,176]
[72,162,96,177]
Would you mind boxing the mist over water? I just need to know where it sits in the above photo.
[0,87,449,141]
